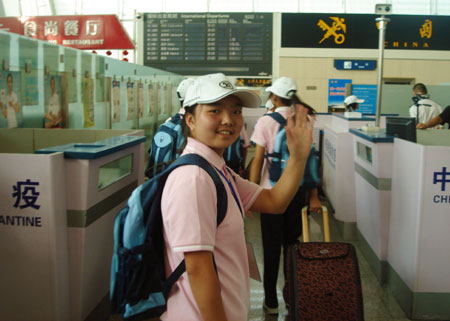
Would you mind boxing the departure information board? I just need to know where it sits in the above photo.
[142,13,272,76]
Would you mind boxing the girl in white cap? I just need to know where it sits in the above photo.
[249,76,320,315]
[160,73,312,321]
[344,95,365,112]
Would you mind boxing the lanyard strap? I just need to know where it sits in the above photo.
[217,168,243,217]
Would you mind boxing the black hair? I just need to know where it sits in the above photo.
[270,92,316,115]
[179,104,198,153]
[345,102,358,111]
[413,83,427,95]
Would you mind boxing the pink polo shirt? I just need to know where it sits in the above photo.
[160,137,263,321]
[250,106,292,189]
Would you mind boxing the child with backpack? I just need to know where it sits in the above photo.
[158,73,312,321]
[249,76,321,315]
[145,78,195,178]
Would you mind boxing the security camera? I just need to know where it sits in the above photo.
[375,4,392,15]
[136,13,142,19]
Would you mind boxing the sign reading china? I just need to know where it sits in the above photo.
[0,15,135,50]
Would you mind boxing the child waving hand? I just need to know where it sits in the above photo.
[160,73,312,321]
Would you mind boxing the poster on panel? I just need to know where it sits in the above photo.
[44,75,64,128]
[112,80,121,123]
[82,77,95,128]
[0,71,23,128]
[127,81,135,120]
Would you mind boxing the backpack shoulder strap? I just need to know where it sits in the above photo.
[266,112,286,126]
[169,112,182,124]
[161,154,228,298]
[167,154,227,225]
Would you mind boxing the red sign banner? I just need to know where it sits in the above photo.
[0,15,135,50]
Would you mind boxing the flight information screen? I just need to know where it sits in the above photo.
[142,13,272,76]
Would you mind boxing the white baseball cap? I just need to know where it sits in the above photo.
[344,95,364,105]
[183,73,261,108]
[266,76,297,99]
[176,78,195,101]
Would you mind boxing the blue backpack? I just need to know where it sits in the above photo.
[110,154,227,320]
[265,112,319,188]
[145,113,184,178]
[223,135,245,173]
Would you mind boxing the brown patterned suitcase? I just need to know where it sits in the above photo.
[284,206,364,321]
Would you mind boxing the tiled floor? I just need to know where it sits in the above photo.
[109,201,414,321]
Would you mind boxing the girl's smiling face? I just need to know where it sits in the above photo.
[185,95,244,156]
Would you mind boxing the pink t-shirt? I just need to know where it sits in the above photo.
[250,106,292,189]
[160,137,263,321]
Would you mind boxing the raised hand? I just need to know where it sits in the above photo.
[285,104,313,163]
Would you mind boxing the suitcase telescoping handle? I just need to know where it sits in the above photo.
[301,205,330,242]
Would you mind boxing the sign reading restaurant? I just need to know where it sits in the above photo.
[0,15,135,50]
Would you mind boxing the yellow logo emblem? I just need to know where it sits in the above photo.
[318,17,347,45]
[420,19,432,39]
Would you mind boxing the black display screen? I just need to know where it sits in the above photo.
[143,13,272,76]
[282,13,450,50]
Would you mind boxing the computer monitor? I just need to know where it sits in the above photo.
[386,117,417,143]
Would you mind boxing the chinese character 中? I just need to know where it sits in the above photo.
[433,167,450,192]
[420,19,432,39]
[64,20,79,36]
[12,179,41,210]
[317,17,346,45]
[86,20,101,36]
[24,21,37,37]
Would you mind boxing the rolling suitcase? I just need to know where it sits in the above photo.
[284,206,364,321]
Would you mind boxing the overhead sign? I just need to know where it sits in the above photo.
[282,13,450,50]
[351,84,378,115]
[334,60,377,70]
[142,13,272,76]
[0,15,135,50]
[236,78,271,87]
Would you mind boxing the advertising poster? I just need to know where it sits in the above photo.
[0,71,23,128]
[95,56,105,102]
[64,48,78,103]
[138,82,144,118]
[19,38,39,106]
[351,84,378,115]
[112,80,121,123]
[126,81,135,120]
[0,33,10,65]
[44,75,64,128]
[148,83,154,116]
[328,79,352,110]
[166,83,172,116]
[161,84,166,116]
[82,77,95,128]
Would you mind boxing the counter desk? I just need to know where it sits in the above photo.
[0,129,145,321]
[322,115,377,239]
[387,129,450,320]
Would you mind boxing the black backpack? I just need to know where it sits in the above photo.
[110,154,227,320]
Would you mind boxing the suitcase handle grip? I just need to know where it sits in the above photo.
[302,205,330,243]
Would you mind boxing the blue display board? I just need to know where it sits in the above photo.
[328,79,352,109]
[334,60,376,70]
[351,84,378,115]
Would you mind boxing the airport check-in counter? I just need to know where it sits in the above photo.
[349,127,450,320]
[349,128,394,284]
[322,114,376,239]
[0,129,146,321]
[386,129,450,320]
